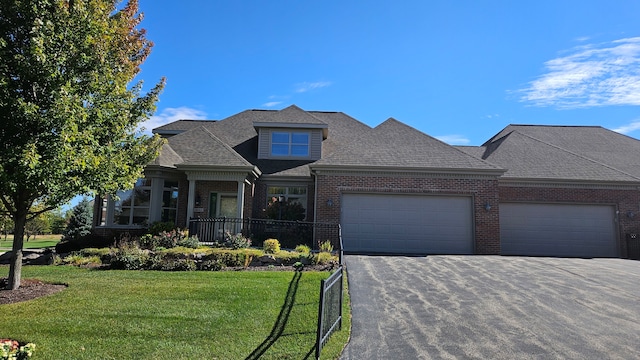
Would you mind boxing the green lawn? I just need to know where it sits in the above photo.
[0,235,61,250]
[0,266,350,360]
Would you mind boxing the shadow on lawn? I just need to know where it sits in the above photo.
[246,271,317,360]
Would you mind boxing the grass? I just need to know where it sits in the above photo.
[0,234,61,250]
[0,265,350,360]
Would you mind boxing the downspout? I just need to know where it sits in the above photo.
[313,171,318,223]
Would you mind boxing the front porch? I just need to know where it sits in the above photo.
[188,217,340,250]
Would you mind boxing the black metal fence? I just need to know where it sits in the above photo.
[188,217,340,250]
[315,266,343,359]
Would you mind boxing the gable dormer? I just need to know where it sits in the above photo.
[253,105,328,160]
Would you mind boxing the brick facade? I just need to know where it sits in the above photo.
[499,185,640,257]
[314,173,501,254]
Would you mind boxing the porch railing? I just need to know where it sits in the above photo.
[188,217,340,250]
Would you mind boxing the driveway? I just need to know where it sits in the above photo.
[341,255,640,359]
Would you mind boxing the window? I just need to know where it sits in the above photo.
[113,179,151,226]
[98,178,180,227]
[161,180,179,223]
[271,132,309,157]
[267,186,307,208]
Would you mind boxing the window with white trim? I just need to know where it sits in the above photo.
[270,131,310,157]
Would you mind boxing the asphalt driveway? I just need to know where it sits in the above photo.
[341,255,640,359]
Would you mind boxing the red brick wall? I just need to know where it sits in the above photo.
[500,186,640,257]
[315,174,501,254]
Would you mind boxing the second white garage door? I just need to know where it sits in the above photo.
[341,193,473,254]
[500,203,618,257]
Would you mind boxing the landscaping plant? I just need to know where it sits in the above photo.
[263,238,281,254]
[0,339,35,360]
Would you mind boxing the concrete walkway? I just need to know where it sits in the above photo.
[341,255,640,359]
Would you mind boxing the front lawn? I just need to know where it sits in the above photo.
[0,235,61,250]
[0,266,350,359]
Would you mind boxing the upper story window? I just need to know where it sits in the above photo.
[271,132,310,157]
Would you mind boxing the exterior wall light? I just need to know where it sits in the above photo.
[627,211,635,219]
[327,199,334,207]
[484,202,492,211]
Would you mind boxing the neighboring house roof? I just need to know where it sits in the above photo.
[457,125,640,183]
[314,117,503,173]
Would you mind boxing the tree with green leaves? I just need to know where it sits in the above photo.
[0,0,165,289]
[61,198,93,243]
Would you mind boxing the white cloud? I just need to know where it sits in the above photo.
[295,81,332,93]
[262,101,283,107]
[612,119,640,134]
[138,107,207,135]
[519,37,640,108]
[435,134,471,145]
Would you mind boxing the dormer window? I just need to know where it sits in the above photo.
[271,131,310,157]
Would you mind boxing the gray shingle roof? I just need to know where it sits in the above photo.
[252,105,327,126]
[167,126,253,167]
[152,120,216,136]
[459,125,640,182]
[314,118,503,171]
[150,143,183,168]
[152,105,502,176]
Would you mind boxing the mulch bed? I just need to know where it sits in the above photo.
[0,278,67,305]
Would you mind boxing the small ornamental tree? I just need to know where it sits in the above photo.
[0,0,165,289]
[62,198,93,243]
[264,198,306,221]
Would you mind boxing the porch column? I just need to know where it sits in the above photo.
[148,177,164,223]
[187,179,196,221]
[236,180,245,219]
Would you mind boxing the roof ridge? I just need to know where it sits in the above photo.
[375,118,503,170]
[514,130,640,181]
[508,124,603,128]
[200,126,253,167]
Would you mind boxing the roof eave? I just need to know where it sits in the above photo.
[310,164,506,177]
[176,164,262,178]
[499,177,640,187]
[253,122,329,139]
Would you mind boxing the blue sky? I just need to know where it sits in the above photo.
[133,0,640,146]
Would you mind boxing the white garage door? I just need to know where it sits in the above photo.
[500,203,617,257]
[341,193,473,254]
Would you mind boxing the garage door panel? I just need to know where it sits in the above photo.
[500,203,617,257]
[341,194,473,254]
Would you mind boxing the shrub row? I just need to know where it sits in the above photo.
[59,246,336,271]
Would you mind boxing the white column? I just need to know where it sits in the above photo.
[148,177,164,223]
[236,180,245,219]
[187,179,196,221]
[236,180,245,233]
